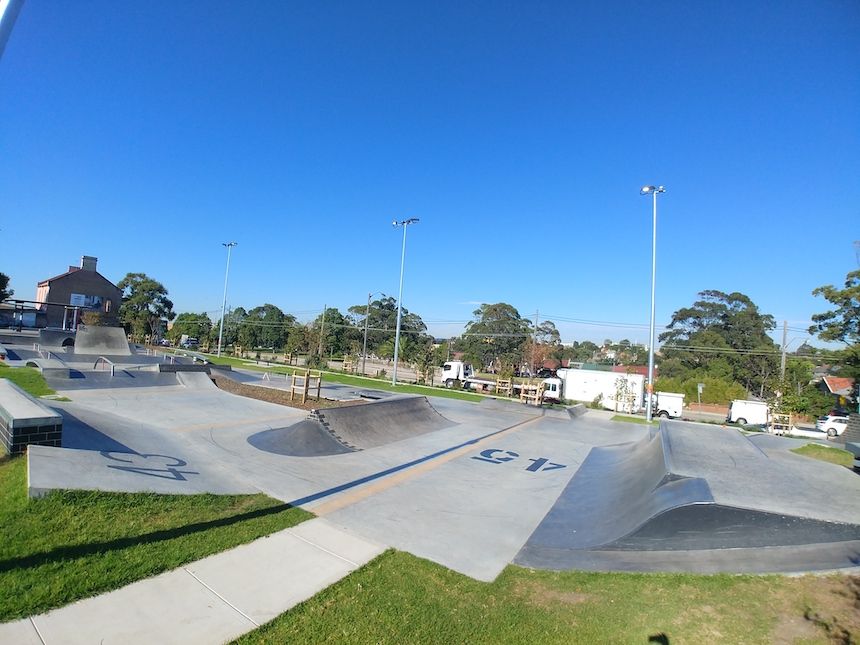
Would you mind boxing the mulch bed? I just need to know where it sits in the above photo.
[210,375,364,412]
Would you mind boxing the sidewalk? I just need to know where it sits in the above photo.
[0,518,385,645]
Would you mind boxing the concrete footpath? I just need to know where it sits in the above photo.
[0,518,385,645]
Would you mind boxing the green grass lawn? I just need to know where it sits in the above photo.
[0,456,312,621]
[235,550,858,644]
[791,443,854,468]
[0,364,56,397]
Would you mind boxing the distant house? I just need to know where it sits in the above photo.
[35,256,122,329]
[818,376,856,412]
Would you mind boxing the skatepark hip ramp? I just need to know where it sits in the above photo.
[516,422,860,572]
[73,326,132,356]
[248,395,456,457]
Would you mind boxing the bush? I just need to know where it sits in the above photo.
[589,393,604,409]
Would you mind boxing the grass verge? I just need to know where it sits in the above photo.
[791,443,854,468]
[0,456,312,621]
[234,550,859,644]
[0,364,56,397]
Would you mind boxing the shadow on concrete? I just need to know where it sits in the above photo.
[59,409,135,454]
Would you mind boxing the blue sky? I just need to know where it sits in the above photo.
[1,1,858,346]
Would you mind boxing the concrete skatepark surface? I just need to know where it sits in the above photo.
[3,337,858,580]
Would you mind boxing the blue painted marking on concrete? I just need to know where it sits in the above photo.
[471,448,520,464]
[541,462,566,472]
[526,457,548,472]
[286,420,533,508]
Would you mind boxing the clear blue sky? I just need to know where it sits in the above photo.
[1,1,857,346]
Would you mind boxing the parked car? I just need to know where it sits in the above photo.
[815,415,849,438]
[535,367,556,378]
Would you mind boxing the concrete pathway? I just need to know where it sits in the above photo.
[0,518,385,645]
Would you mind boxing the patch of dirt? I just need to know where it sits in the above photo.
[772,614,821,644]
[794,575,860,644]
[772,575,860,645]
[512,579,591,608]
[211,375,366,412]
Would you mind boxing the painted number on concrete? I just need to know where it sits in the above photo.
[471,449,566,472]
[472,449,520,464]
[100,451,200,481]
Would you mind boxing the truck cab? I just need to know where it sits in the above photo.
[441,361,473,388]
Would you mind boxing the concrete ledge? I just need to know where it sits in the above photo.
[0,379,63,455]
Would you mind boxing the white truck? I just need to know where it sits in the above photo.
[542,368,644,413]
[726,399,770,426]
[440,361,499,391]
[651,391,685,419]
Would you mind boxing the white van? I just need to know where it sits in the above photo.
[726,400,770,426]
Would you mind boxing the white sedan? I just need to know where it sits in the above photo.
[815,415,849,438]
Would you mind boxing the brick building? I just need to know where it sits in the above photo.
[35,256,122,329]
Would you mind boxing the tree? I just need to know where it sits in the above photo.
[810,269,860,403]
[0,272,12,302]
[659,290,778,395]
[238,304,296,349]
[117,273,175,340]
[346,296,428,359]
[169,313,213,344]
[461,303,531,369]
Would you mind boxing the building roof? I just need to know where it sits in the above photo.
[822,376,855,397]
[37,267,81,286]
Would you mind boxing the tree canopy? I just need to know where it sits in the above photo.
[461,303,532,370]
[117,273,175,340]
[810,269,860,394]
[168,313,213,343]
[659,290,778,396]
[0,272,12,302]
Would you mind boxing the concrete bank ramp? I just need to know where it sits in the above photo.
[176,371,218,390]
[248,395,455,457]
[73,326,132,356]
[516,423,860,569]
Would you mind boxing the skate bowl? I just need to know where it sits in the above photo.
[248,395,456,457]
[73,326,132,356]
[516,422,860,572]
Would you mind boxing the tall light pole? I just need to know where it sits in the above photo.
[362,291,385,376]
[217,241,237,357]
[640,186,664,422]
[392,218,419,386]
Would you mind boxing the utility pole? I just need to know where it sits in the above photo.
[362,293,371,377]
[318,304,326,356]
[780,319,787,379]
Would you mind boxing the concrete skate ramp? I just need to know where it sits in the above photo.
[248,395,455,456]
[176,371,217,390]
[73,326,131,356]
[516,423,860,571]
[248,420,355,457]
[316,396,454,450]
[38,329,76,348]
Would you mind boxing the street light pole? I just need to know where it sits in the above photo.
[640,186,664,422]
[392,218,419,386]
[217,242,237,357]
